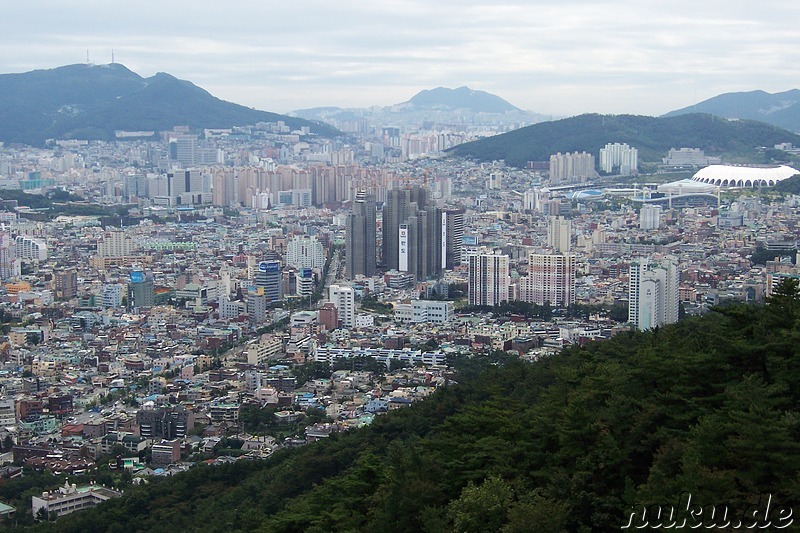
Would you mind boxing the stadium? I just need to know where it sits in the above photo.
[691,165,799,188]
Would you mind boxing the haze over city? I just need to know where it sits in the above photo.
[2,0,798,116]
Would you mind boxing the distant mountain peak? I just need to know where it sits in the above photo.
[0,63,339,145]
[406,86,521,113]
[664,89,800,132]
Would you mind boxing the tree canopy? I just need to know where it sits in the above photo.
[18,294,800,532]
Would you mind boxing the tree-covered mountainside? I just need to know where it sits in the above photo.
[17,283,800,532]
[663,89,800,133]
[448,113,800,167]
[405,86,520,113]
[772,173,800,194]
[0,63,338,145]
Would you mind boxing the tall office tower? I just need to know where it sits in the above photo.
[443,208,465,269]
[170,134,198,167]
[123,173,148,201]
[329,284,356,328]
[599,142,638,175]
[285,235,325,270]
[549,152,596,184]
[547,216,572,253]
[55,269,78,300]
[400,205,443,282]
[127,270,155,310]
[629,257,679,330]
[468,252,510,306]
[97,231,134,258]
[382,185,428,271]
[639,204,662,230]
[346,192,377,279]
[254,260,282,303]
[522,254,576,307]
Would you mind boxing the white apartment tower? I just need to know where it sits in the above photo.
[639,204,662,230]
[547,216,571,253]
[97,231,134,258]
[285,235,325,270]
[468,252,510,306]
[599,143,638,175]
[629,257,679,330]
[329,284,356,328]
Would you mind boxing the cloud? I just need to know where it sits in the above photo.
[1,1,798,115]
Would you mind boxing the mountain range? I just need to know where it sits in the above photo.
[448,113,800,167]
[664,89,800,133]
[291,86,548,130]
[0,63,338,146]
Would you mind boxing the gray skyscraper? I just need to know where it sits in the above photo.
[443,208,465,270]
[346,192,377,279]
[382,185,429,272]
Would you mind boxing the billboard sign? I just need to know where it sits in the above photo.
[259,261,280,273]
[398,225,409,272]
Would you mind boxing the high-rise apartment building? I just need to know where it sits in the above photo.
[15,236,47,261]
[97,231,134,258]
[549,151,596,184]
[443,208,465,269]
[547,216,571,253]
[329,284,355,329]
[599,143,638,175]
[639,204,662,230]
[382,186,442,281]
[520,254,576,307]
[629,257,679,330]
[285,235,325,270]
[346,192,377,279]
[468,252,510,306]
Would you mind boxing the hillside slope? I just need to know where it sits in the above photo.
[448,113,800,167]
[664,89,800,132]
[17,283,800,531]
[0,63,337,145]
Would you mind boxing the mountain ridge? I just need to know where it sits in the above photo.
[663,89,800,132]
[0,63,338,145]
[448,113,800,167]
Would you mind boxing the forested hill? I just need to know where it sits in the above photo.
[22,283,800,531]
[448,113,800,167]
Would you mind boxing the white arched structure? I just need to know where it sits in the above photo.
[691,165,799,188]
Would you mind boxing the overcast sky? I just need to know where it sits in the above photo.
[2,1,799,117]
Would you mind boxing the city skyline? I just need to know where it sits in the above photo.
[1,1,798,117]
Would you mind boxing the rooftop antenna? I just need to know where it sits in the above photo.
[86,50,90,64]
[112,49,115,64]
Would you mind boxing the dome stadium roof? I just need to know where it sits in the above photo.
[691,165,799,188]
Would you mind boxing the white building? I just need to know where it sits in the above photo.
[468,252,510,306]
[96,231,134,258]
[32,482,122,518]
[329,284,356,329]
[14,236,47,260]
[547,216,571,253]
[639,204,662,230]
[629,257,679,330]
[285,235,325,270]
[412,300,454,324]
[599,143,638,175]
[101,284,125,308]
